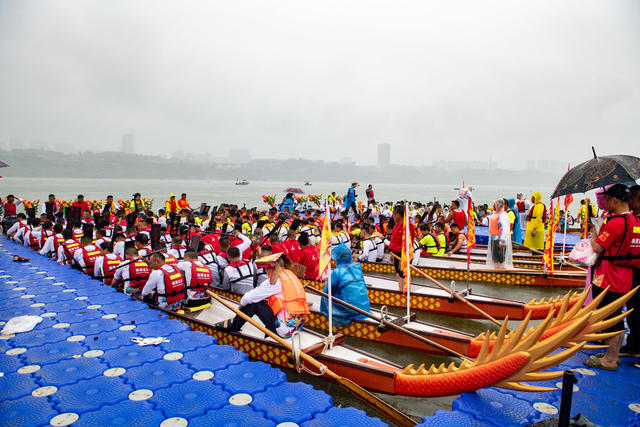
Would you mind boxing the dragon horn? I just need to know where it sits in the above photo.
[581,286,610,313]
[563,286,591,319]
[486,316,511,362]
[554,290,573,323]
[499,311,533,356]
[529,342,586,373]
[515,308,556,351]
[472,330,493,366]
[583,289,638,333]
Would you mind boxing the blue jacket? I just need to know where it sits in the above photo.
[279,198,295,213]
[507,198,522,244]
[320,244,370,326]
[344,187,356,207]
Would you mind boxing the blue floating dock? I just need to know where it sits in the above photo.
[0,237,385,426]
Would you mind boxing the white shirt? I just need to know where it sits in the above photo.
[222,260,258,295]
[57,240,78,264]
[23,227,41,247]
[113,241,125,259]
[158,217,167,228]
[7,220,26,237]
[358,238,378,262]
[13,223,28,242]
[239,276,293,337]
[40,233,61,256]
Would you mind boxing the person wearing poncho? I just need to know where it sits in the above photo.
[320,243,371,326]
[506,198,522,244]
[523,191,546,250]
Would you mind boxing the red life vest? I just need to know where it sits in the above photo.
[158,265,186,306]
[28,228,41,250]
[73,229,84,240]
[103,255,122,285]
[128,261,151,291]
[4,203,17,217]
[188,261,213,293]
[516,200,526,213]
[62,241,81,264]
[599,213,640,269]
[452,209,466,229]
[53,234,64,253]
[526,203,547,222]
[40,230,53,248]
[164,254,179,267]
[81,246,101,275]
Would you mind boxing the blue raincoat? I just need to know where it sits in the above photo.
[279,196,295,212]
[507,199,522,244]
[320,244,371,326]
[344,187,356,208]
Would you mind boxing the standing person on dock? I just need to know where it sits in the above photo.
[321,243,371,326]
[177,193,191,211]
[584,184,639,371]
[43,194,60,219]
[506,198,523,244]
[72,195,91,215]
[365,184,376,207]
[621,185,640,361]
[445,200,467,230]
[343,182,358,216]
[1,194,22,234]
[516,193,531,228]
[388,204,416,291]
[487,199,513,269]
[165,194,178,214]
[523,191,546,250]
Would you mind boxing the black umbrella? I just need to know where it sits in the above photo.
[551,150,640,198]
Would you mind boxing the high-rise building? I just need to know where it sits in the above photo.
[121,133,135,153]
[377,144,390,167]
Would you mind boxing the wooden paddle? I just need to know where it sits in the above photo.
[206,291,418,427]
[389,252,507,330]
[305,286,472,361]
[512,240,587,272]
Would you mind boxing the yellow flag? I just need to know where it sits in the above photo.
[318,207,332,279]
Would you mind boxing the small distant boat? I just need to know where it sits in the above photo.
[235,178,249,186]
[304,181,312,186]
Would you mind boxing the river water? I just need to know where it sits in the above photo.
[2,176,581,422]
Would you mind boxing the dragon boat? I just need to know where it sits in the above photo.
[429,252,582,272]
[354,255,586,287]
[157,286,634,397]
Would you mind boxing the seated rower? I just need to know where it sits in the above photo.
[446,223,467,256]
[57,229,81,266]
[40,223,64,258]
[74,235,101,277]
[23,218,42,250]
[297,232,319,280]
[168,235,187,260]
[320,244,371,327]
[433,223,448,256]
[215,253,309,337]
[417,223,440,257]
[135,233,152,257]
[112,232,126,259]
[141,252,186,311]
[177,249,212,308]
[94,242,122,286]
[355,227,378,263]
[112,247,151,295]
[220,246,259,295]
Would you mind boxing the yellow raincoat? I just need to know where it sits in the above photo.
[523,191,546,250]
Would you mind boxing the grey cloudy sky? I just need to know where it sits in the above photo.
[0,1,638,167]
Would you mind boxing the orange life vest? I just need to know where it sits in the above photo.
[268,269,310,317]
[488,213,502,237]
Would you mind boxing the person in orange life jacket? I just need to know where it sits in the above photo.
[57,229,81,266]
[39,222,60,257]
[176,193,191,211]
[74,235,100,276]
[23,218,42,250]
[94,242,122,285]
[177,249,212,307]
[216,253,310,337]
[297,232,320,279]
[112,232,126,259]
[622,185,640,359]
[134,233,152,257]
[112,247,151,294]
[446,223,468,255]
[2,194,22,234]
[445,200,467,230]
[221,246,259,295]
[583,184,637,371]
[282,229,302,264]
[141,252,186,310]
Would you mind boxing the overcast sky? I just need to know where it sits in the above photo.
[0,1,638,167]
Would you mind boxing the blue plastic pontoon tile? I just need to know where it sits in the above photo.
[0,395,59,426]
[32,292,79,303]
[189,405,277,427]
[301,407,388,427]
[9,327,71,348]
[114,309,169,325]
[418,409,496,427]
[0,372,40,401]
[454,389,535,427]
[54,309,104,324]
[133,318,190,336]
[21,340,87,365]
[36,357,108,386]
[181,345,248,371]
[49,299,92,313]
[82,330,140,351]
[215,361,285,394]
[157,329,216,353]
[67,318,124,335]
[55,376,133,414]
[0,305,44,320]
[569,390,635,427]
[125,360,195,390]
[100,344,164,368]
[252,382,333,424]
[100,301,149,314]
[150,379,230,418]
[75,400,167,427]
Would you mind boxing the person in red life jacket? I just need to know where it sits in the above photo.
[297,232,319,279]
[40,223,63,257]
[228,229,252,259]
[282,229,302,264]
[57,228,81,266]
[94,242,122,285]
[215,253,310,337]
[177,193,191,211]
[387,204,416,291]
[220,246,259,295]
[95,229,111,247]
[134,233,152,257]
[112,232,126,260]
[168,235,187,260]
[11,214,30,243]
[269,233,286,254]
[81,209,94,224]
[5,210,26,238]
[584,184,639,371]
[622,185,640,361]
[141,252,186,310]
[177,249,212,307]
[23,218,42,250]
[165,194,178,215]
[71,220,84,240]
[156,242,179,267]
[38,221,54,250]
[2,194,23,235]
[112,247,151,295]
[445,223,468,256]
[74,235,101,276]
[445,200,467,230]
[72,195,91,215]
